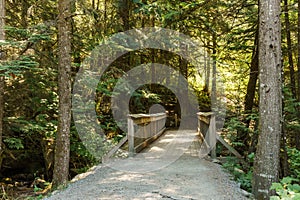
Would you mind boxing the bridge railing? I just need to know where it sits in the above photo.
[197,112,243,160]
[128,113,167,156]
[197,112,216,158]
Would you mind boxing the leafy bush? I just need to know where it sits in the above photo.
[222,156,252,192]
[3,137,24,149]
[271,177,300,200]
[223,116,248,148]
[287,148,300,180]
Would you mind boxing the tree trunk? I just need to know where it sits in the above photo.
[211,33,217,110]
[0,0,5,164]
[52,0,72,188]
[118,0,131,31]
[117,0,131,72]
[284,0,300,150]
[204,49,210,90]
[21,0,28,28]
[297,0,300,150]
[281,119,290,177]
[244,30,259,117]
[284,0,296,98]
[298,0,300,103]
[238,30,259,154]
[252,0,282,199]
[104,0,107,35]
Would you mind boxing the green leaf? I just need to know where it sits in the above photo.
[271,183,284,191]
[289,184,300,193]
[270,196,280,200]
[282,177,299,185]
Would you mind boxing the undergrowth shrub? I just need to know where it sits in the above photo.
[222,156,253,192]
[270,148,300,199]
[271,177,300,200]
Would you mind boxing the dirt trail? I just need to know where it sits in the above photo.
[45,130,250,200]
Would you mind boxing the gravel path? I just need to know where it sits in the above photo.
[45,130,250,200]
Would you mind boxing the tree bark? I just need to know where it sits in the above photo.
[118,0,131,31]
[281,117,290,177]
[52,0,72,188]
[297,0,300,150]
[204,50,210,90]
[298,0,300,103]
[284,0,300,150]
[239,30,259,154]
[0,0,5,161]
[211,33,217,110]
[244,30,259,116]
[20,0,29,28]
[284,0,296,98]
[252,0,282,199]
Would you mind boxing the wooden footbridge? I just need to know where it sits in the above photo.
[47,112,249,199]
[103,112,243,162]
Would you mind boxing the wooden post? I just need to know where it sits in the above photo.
[209,114,216,159]
[197,112,216,159]
[128,117,135,157]
[197,112,245,161]
[197,115,200,134]
[155,118,157,136]
[143,123,146,139]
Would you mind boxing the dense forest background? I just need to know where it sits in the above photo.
[0,0,299,199]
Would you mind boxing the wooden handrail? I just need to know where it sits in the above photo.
[197,112,243,160]
[128,113,167,156]
[197,112,216,158]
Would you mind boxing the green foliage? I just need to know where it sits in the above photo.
[283,87,300,141]
[264,146,300,200]
[247,152,255,163]
[12,117,57,139]
[222,156,253,192]
[70,125,98,167]
[1,0,294,199]
[223,112,258,151]
[0,55,38,76]
[5,25,51,43]
[130,87,162,114]
[271,177,300,200]
[287,148,300,180]
[3,137,24,150]
[33,185,42,193]
[0,24,52,77]
[194,87,211,112]
[223,117,247,147]
[25,194,44,200]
